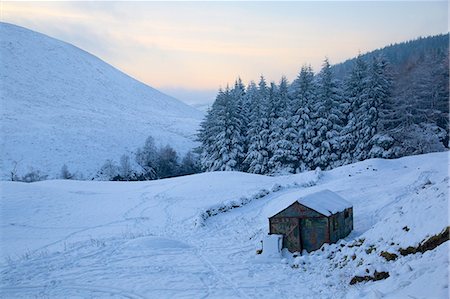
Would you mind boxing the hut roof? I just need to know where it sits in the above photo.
[269,189,352,217]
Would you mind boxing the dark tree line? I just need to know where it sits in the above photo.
[96,136,201,181]
[14,34,448,182]
[198,35,449,175]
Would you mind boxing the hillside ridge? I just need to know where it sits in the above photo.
[0,22,203,179]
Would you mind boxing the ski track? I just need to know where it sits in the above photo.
[0,284,147,299]
[1,153,448,298]
[1,183,306,298]
[194,246,251,299]
[26,217,151,257]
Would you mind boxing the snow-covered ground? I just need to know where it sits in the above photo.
[0,152,448,298]
[0,22,203,180]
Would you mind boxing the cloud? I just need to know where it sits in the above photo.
[2,1,447,100]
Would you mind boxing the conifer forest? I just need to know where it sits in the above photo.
[198,34,449,174]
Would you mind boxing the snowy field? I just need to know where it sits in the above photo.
[0,152,448,298]
[0,22,203,179]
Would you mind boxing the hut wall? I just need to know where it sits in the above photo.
[270,202,353,253]
[329,208,353,243]
[344,207,353,236]
[270,217,301,252]
[300,217,329,252]
[271,202,323,218]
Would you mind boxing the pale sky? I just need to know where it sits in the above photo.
[1,1,448,105]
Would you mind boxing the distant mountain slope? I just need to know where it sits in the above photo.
[0,22,203,179]
[332,33,449,147]
[332,34,449,79]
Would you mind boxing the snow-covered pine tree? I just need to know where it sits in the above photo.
[311,58,345,170]
[198,86,245,171]
[244,76,271,174]
[197,90,224,171]
[341,55,370,164]
[393,51,449,155]
[266,81,280,172]
[367,55,396,158]
[268,77,297,174]
[289,65,316,171]
[240,81,258,172]
[231,78,248,171]
[354,56,384,161]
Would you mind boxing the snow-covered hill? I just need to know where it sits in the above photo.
[0,22,203,180]
[1,152,448,298]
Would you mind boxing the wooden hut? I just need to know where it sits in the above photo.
[268,189,353,253]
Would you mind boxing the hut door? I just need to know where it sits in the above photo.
[284,218,302,253]
[300,218,328,252]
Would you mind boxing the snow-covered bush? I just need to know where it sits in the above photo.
[20,168,48,182]
[96,159,120,181]
[60,164,74,179]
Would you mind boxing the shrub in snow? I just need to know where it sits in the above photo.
[156,145,181,179]
[119,154,134,180]
[271,184,282,192]
[60,164,74,179]
[20,168,48,182]
[93,135,202,181]
[179,151,201,175]
[134,136,201,180]
[400,123,446,155]
[135,136,159,180]
[96,159,119,180]
[9,160,20,181]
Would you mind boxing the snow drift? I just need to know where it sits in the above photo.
[0,22,203,179]
[0,152,448,298]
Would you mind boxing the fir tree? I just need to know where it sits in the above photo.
[269,77,297,174]
[290,65,316,171]
[231,78,248,170]
[244,77,271,174]
[197,94,221,171]
[198,87,245,171]
[341,55,370,164]
[311,58,344,169]
[367,55,395,158]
